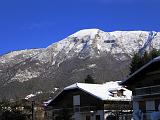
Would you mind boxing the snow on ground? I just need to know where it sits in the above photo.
[0,49,42,64]
[87,64,96,68]
[10,69,40,83]
[25,94,36,100]
[25,91,43,100]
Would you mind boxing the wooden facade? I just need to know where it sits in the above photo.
[49,89,104,110]
[121,58,160,120]
[45,87,132,120]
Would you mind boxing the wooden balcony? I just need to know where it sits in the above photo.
[135,85,160,97]
[74,106,98,112]
[52,106,98,114]
[52,108,73,114]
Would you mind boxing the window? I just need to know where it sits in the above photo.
[146,100,155,111]
[73,95,80,106]
[86,115,90,120]
[96,115,101,120]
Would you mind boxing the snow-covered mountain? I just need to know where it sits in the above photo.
[0,28,160,99]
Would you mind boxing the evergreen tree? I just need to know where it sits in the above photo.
[130,53,142,74]
[130,49,160,74]
[149,48,160,59]
[84,75,95,83]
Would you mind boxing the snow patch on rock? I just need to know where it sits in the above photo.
[10,69,40,83]
[87,64,96,68]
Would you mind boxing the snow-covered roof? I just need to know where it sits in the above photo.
[64,81,132,101]
[44,99,53,106]
[121,56,160,85]
[154,56,160,61]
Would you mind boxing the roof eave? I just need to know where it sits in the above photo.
[121,59,155,85]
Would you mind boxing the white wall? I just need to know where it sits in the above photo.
[96,110,104,120]
[133,101,139,111]
[74,112,81,120]
[146,100,155,111]
[73,95,80,106]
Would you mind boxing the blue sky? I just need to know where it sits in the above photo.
[0,0,160,55]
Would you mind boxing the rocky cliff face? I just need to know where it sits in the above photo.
[0,29,160,99]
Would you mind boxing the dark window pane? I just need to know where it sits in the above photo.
[86,115,90,120]
[139,101,146,112]
[96,115,100,120]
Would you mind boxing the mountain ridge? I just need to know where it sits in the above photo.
[0,29,160,100]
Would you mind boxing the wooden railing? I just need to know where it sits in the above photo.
[53,107,73,114]
[135,85,160,96]
[74,106,97,112]
[52,106,98,113]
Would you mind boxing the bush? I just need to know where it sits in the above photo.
[0,110,27,120]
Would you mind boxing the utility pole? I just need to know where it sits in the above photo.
[31,101,35,120]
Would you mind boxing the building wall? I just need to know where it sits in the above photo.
[131,69,160,119]
[46,88,132,120]
[131,71,160,113]
[46,88,104,120]
[131,73,160,94]
[49,88,104,109]
[133,101,139,111]
[78,110,104,120]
